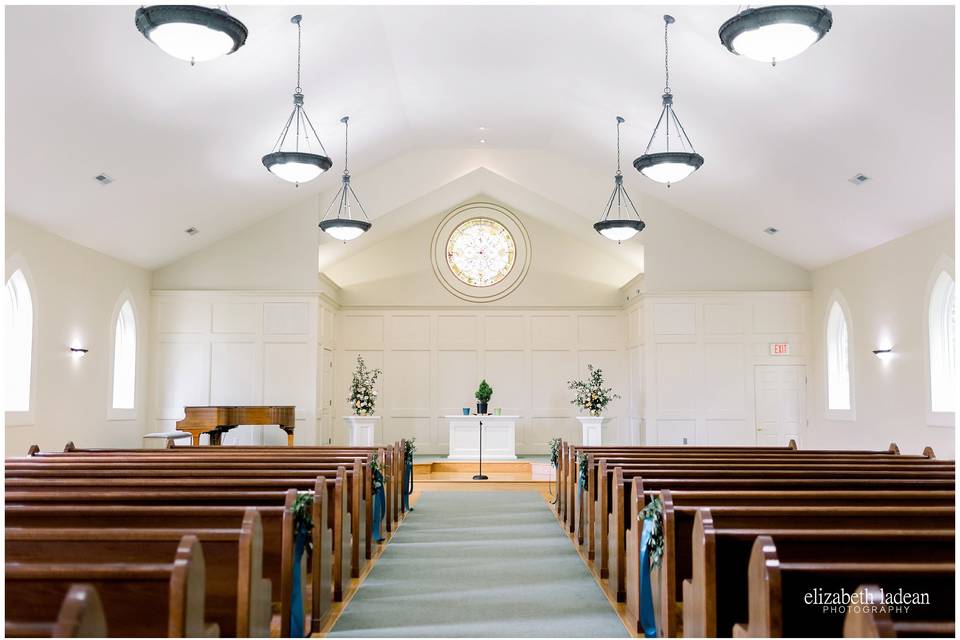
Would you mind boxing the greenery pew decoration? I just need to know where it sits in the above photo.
[636,495,664,637]
[548,437,561,468]
[370,455,386,543]
[290,491,314,637]
[548,437,561,504]
[403,438,416,511]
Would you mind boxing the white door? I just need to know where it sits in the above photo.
[754,365,806,447]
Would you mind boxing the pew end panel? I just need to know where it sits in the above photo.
[311,476,333,633]
[4,583,107,639]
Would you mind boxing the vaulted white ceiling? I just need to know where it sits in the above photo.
[5,4,954,271]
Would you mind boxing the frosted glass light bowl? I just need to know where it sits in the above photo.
[719,5,833,65]
[262,151,332,185]
[319,219,372,241]
[593,219,645,242]
[135,5,248,64]
[633,151,704,185]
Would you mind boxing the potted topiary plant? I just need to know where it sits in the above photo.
[475,379,493,415]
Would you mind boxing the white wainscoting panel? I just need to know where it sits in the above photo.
[644,293,810,446]
[150,292,319,445]
[335,308,628,454]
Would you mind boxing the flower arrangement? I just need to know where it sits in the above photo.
[548,437,561,468]
[348,355,382,416]
[567,364,620,416]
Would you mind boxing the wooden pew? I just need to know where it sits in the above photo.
[588,456,951,566]
[5,535,217,637]
[844,584,956,638]
[569,445,945,545]
[683,506,955,637]
[46,442,405,532]
[15,452,379,557]
[4,584,107,638]
[7,460,368,579]
[604,466,953,604]
[734,536,955,638]
[4,483,338,637]
[558,441,920,530]
[630,486,956,636]
[6,510,271,637]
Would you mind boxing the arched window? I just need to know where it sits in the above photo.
[826,299,852,414]
[928,271,955,413]
[5,269,34,413]
[111,299,137,412]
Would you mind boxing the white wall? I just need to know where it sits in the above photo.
[148,291,319,445]
[151,198,321,292]
[806,219,955,457]
[332,308,630,454]
[5,216,151,453]
[325,201,636,308]
[641,292,811,446]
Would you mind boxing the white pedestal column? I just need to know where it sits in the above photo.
[577,416,612,446]
[344,415,381,446]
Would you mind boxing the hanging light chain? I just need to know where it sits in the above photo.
[663,16,671,94]
[295,16,302,93]
[615,116,623,174]
[342,116,350,174]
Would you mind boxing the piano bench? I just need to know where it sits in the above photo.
[143,431,193,448]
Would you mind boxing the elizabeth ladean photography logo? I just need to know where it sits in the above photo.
[805,587,930,615]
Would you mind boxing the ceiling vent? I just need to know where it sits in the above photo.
[94,173,113,186]
[848,173,871,185]
[184,227,199,236]
[764,227,779,235]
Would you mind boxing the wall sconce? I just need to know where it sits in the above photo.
[69,346,89,356]
[872,348,893,363]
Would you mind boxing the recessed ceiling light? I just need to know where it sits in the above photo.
[479,139,486,144]
[94,173,114,186]
[479,126,486,131]
[764,227,779,235]
[848,173,871,185]
[185,227,199,236]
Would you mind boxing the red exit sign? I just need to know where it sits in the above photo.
[770,343,791,356]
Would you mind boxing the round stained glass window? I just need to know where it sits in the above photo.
[445,218,516,287]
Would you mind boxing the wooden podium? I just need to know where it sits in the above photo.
[175,406,295,446]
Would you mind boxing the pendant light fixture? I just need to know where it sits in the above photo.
[719,5,833,66]
[594,117,646,243]
[135,5,247,65]
[319,116,372,242]
[262,15,333,186]
[633,15,704,187]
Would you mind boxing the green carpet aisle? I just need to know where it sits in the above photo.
[327,491,629,637]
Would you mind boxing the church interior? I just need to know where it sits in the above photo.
[3,3,957,638]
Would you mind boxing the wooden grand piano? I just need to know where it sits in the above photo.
[175,406,295,446]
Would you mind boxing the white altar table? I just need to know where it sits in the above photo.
[445,415,519,460]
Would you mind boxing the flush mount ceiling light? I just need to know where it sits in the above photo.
[319,116,372,242]
[135,5,247,65]
[262,15,332,186]
[634,15,704,187]
[595,117,646,243]
[719,5,833,66]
